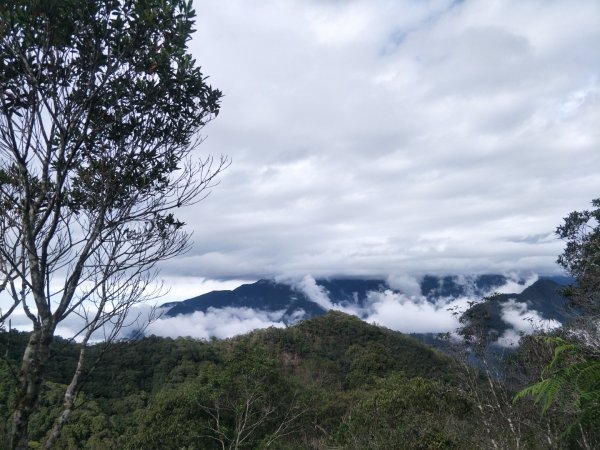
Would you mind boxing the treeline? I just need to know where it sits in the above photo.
[1,311,596,449]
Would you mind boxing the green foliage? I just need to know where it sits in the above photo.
[515,198,600,446]
[0,0,222,218]
[267,311,461,386]
[131,344,306,449]
[556,198,600,311]
[2,312,586,449]
[329,373,475,449]
[515,337,600,438]
[1,0,225,446]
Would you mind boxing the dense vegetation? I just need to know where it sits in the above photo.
[1,310,597,449]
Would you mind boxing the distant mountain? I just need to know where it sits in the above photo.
[412,277,576,372]
[161,275,572,328]
[161,279,327,321]
[161,278,394,320]
[420,274,509,300]
[457,277,575,345]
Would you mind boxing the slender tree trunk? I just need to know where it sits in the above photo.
[43,341,88,448]
[10,320,54,450]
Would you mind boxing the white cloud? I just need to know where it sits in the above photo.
[4,271,563,342]
[496,298,561,347]
[288,274,500,334]
[362,290,473,334]
[146,307,286,340]
[139,273,564,339]
[493,273,538,295]
[295,275,334,310]
[386,274,422,297]
[155,277,254,304]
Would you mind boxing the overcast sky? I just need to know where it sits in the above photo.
[159,0,600,295]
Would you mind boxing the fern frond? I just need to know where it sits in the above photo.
[542,343,578,376]
[515,376,567,414]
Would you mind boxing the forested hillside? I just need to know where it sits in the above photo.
[1,311,595,449]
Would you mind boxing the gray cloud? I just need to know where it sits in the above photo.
[5,0,584,290]
[170,0,600,284]
[8,1,596,345]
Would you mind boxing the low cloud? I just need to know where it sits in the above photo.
[146,307,287,340]
[386,274,422,297]
[295,275,334,310]
[292,274,489,334]
[142,274,556,339]
[3,273,563,343]
[143,285,474,338]
[362,290,473,334]
[494,273,538,295]
[496,298,561,347]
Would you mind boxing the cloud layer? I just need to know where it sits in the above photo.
[138,274,540,340]
[157,0,600,285]
[5,273,556,346]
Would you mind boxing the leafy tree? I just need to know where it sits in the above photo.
[330,373,475,450]
[6,309,573,449]
[516,199,600,447]
[555,198,600,311]
[0,0,225,447]
[133,345,306,449]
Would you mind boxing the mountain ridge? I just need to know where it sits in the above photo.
[161,275,573,333]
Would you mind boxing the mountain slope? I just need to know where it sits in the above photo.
[161,275,571,329]
[162,279,327,320]
[458,278,573,345]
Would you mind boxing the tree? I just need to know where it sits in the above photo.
[330,373,475,450]
[515,199,600,447]
[133,345,306,449]
[0,0,226,448]
[556,198,600,313]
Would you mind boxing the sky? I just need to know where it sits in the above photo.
[4,0,600,341]
[152,0,600,293]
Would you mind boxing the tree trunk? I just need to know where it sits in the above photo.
[10,321,54,450]
[43,341,88,448]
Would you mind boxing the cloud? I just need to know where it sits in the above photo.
[3,271,563,343]
[496,298,561,347]
[146,307,287,340]
[290,274,504,334]
[153,0,600,284]
[295,275,334,310]
[136,273,556,339]
[155,277,255,304]
[493,273,538,294]
[361,290,472,334]
[6,1,598,341]
[386,274,422,297]
[138,287,472,338]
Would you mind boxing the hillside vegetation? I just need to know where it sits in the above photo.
[1,311,594,449]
